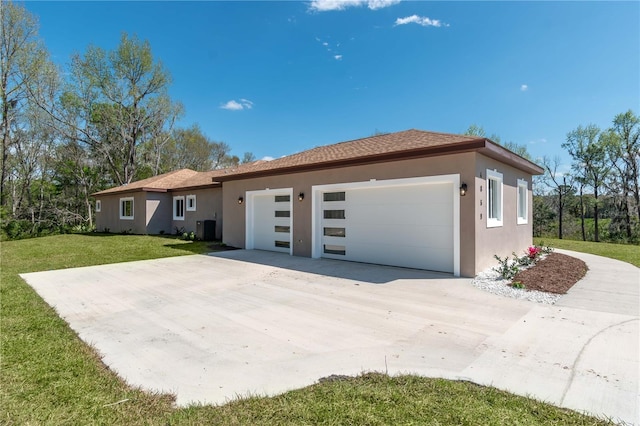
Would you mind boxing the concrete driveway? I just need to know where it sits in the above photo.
[22,249,639,424]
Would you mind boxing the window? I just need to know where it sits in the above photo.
[323,191,346,202]
[486,169,503,228]
[173,196,185,220]
[275,240,290,248]
[323,227,345,237]
[275,195,290,202]
[517,179,528,224]
[95,200,101,212]
[275,210,290,218]
[119,197,134,220]
[324,244,346,255]
[186,195,196,211]
[324,210,345,219]
[275,226,290,233]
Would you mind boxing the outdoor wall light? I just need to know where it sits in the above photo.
[238,196,244,204]
[460,183,468,196]
[298,192,305,201]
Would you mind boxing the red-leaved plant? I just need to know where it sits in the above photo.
[527,246,541,259]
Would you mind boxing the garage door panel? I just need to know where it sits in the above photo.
[346,223,428,245]
[344,226,452,253]
[341,242,453,271]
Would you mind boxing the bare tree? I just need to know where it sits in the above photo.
[0,1,53,208]
[541,156,575,239]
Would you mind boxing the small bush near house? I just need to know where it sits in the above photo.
[493,245,553,281]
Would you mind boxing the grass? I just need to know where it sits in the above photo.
[1,234,615,425]
[534,237,640,267]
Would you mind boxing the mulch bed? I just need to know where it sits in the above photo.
[512,252,588,294]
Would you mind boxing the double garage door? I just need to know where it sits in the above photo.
[247,177,457,274]
[319,182,455,273]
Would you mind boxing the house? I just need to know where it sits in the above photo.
[94,129,544,277]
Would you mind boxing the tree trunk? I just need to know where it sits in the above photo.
[580,184,586,241]
[593,185,599,242]
[558,191,563,239]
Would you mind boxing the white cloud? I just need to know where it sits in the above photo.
[220,99,254,111]
[529,138,546,145]
[334,55,343,60]
[261,156,274,161]
[310,0,400,12]
[394,14,447,27]
[520,84,528,91]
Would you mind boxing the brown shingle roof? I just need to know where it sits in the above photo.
[93,169,200,195]
[212,129,542,181]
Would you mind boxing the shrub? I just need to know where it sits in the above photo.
[493,255,520,280]
[493,245,553,281]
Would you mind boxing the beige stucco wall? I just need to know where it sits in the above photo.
[170,188,223,239]
[223,153,478,276]
[473,153,534,273]
[94,192,148,234]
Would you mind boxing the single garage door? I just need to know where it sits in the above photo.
[251,192,292,253]
[319,181,454,273]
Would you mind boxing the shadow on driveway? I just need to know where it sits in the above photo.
[207,249,458,285]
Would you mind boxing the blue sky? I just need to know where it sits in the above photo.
[25,1,639,171]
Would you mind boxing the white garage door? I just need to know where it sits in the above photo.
[319,181,455,273]
[251,192,292,253]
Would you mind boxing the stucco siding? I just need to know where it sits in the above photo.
[170,188,223,239]
[474,153,534,273]
[94,192,147,234]
[223,153,477,276]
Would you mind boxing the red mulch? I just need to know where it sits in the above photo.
[512,252,588,294]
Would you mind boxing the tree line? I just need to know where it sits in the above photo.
[537,110,639,243]
[1,2,253,239]
[465,110,640,245]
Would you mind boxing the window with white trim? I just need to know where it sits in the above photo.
[120,197,134,220]
[173,196,185,220]
[95,200,101,212]
[186,194,196,211]
[517,179,528,224]
[486,169,503,228]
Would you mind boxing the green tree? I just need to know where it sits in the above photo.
[54,33,182,186]
[608,110,639,227]
[563,125,610,242]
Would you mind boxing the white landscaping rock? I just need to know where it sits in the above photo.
[471,266,561,305]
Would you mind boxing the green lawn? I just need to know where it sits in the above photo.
[1,234,614,425]
[535,237,640,267]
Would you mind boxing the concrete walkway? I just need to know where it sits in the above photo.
[21,249,639,424]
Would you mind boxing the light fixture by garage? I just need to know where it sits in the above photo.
[459,183,468,196]
[298,192,305,201]
[238,196,244,204]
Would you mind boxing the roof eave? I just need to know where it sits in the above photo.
[479,141,544,175]
[91,187,168,197]
[171,182,223,192]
